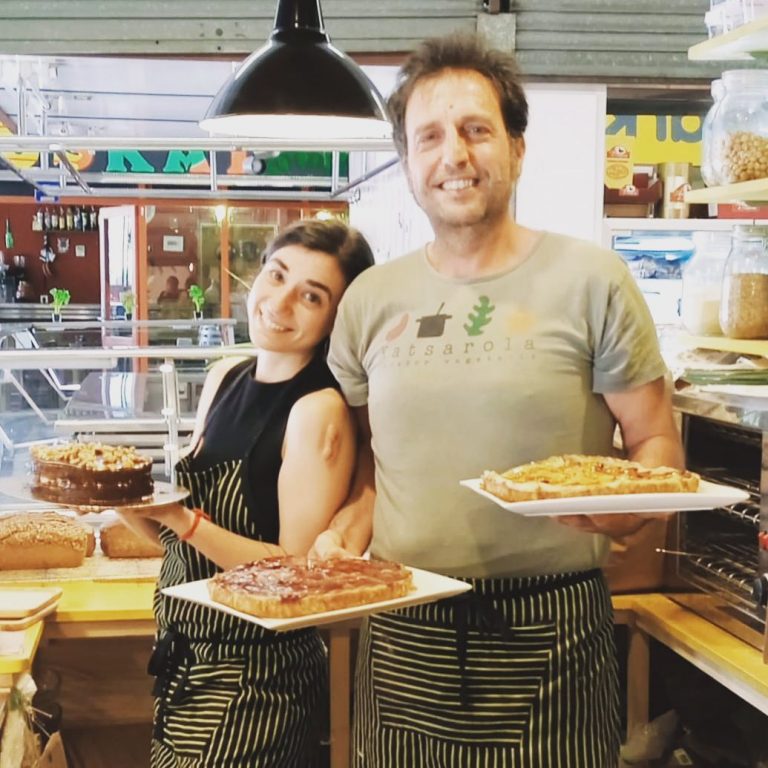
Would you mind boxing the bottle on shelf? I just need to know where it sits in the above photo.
[73,206,82,231]
[58,206,66,230]
[43,207,51,231]
[720,225,768,339]
[50,207,58,230]
[32,210,42,232]
[680,231,731,336]
[710,69,768,185]
[66,206,74,231]
[89,206,98,231]
[4,219,13,249]
[701,78,725,187]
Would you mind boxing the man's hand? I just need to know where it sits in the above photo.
[557,512,662,541]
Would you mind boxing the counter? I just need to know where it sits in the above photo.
[1,584,766,767]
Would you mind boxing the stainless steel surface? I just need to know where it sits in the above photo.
[0,345,256,364]
[674,387,768,430]
[672,404,768,653]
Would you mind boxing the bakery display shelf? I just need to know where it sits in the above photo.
[0,552,161,584]
[678,333,768,358]
[688,16,768,61]
[685,178,768,204]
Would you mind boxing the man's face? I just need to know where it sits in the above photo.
[403,68,524,232]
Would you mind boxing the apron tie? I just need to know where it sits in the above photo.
[148,628,195,740]
[451,592,514,707]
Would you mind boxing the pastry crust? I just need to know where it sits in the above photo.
[208,556,415,618]
[480,454,700,503]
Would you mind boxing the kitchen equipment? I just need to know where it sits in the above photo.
[670,392,768,653]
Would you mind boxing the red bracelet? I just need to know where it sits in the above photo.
[179,508,210,542]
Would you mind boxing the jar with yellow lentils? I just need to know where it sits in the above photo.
[710,69,768,185]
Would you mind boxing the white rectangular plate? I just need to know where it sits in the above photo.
[161,566,471,632]
[460,478,750,516]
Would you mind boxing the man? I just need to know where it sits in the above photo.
[319,33,684,767]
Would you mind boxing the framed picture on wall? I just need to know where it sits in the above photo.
[163,234,185,252]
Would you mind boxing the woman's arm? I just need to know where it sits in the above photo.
[121,387,357,568]
[309,406,374,559]
[277,388,357,555]
[117,355,250,545]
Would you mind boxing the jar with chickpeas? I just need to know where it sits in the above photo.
[710,70,768,185]
[720,225,768,339]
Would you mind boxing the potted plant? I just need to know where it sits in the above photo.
[120,290,135,320]
[49,287,70,322]
[188,283,205,319]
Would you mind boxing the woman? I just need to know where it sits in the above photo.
[119,219,375,767]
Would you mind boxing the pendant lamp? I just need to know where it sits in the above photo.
[200,0,391,141]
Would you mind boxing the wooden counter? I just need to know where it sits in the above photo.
[1,585,766,767]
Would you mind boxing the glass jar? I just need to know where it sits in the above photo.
[720,225,768,339]
[680,231,731,335]
[701,78,725,187]
[710,69,768,185]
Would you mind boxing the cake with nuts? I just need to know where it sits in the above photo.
[30,442,154,506]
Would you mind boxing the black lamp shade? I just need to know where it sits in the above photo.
[201,0,391,141]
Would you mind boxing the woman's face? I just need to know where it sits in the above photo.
[246,244,347,354]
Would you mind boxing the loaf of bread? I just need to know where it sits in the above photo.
[0,512,89,569]
[99,520,164,559]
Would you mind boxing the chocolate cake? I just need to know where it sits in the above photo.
[30,442,154,506]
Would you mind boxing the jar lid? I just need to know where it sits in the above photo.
[731,224,768,242]
[721,69,768,89]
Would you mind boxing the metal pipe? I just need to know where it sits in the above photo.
[0,135,393,152]
[331,155,399,197]
[55,150,92,193]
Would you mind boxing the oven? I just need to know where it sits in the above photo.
[671,391,768,656]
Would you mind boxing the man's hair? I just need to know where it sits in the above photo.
[387,33,528,158]
[263,218,375,287]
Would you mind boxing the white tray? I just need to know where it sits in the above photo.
[162,566,472,632]
[460,478,750,516]
[0,476,188,512]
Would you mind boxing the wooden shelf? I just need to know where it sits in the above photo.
[688,16,768,60]
[685,178,768,204]
[679,333,768,357]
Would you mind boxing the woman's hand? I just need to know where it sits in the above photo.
[117,501,192,531]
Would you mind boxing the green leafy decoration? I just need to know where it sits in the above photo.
[49,287,71,313]
[464,295,495,336]
[187,284,205,312]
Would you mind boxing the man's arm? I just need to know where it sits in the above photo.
[309,406,374,559]
[558,376,684,539]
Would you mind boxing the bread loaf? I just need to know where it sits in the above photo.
[0,512,88,569]
[100,520,164,558]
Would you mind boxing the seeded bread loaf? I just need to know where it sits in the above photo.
[0,512,89,569]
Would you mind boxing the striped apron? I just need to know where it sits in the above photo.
[149,454,327,768]
[353,569,619,768]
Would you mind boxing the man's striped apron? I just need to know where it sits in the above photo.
[353,569,619,767]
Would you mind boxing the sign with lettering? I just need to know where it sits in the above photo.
[606,115,702,165]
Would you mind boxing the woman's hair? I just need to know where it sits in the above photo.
[387,33,528,158]
[263,218,374,287]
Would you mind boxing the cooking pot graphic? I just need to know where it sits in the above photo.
[416,303,452,338]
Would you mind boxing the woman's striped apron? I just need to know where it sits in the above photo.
[148,362,329,767]
[353,569,619,768]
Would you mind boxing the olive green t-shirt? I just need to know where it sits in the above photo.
[329,232,667,578]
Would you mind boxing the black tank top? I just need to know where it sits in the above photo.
[189,353,339,543]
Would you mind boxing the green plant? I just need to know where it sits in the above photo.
[49,287,71,314]
[188,283,205,313]
[120,290,135,315]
